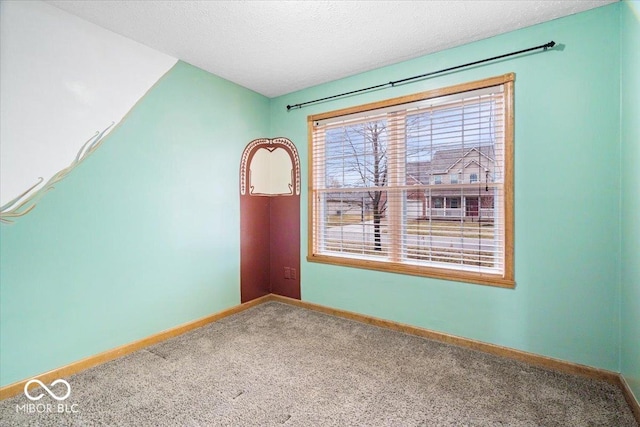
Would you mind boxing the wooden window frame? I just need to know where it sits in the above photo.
[307,73,515,288]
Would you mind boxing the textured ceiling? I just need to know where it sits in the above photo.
[46,0,616,98]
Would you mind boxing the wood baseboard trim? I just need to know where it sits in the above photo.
[269,294,620,385]
[0,295,272,400]
[620,375,640,425]
[270,295,640,424]
[3,291,636,424]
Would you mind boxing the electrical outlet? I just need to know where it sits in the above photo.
[291,268,296,280]
[284,267,291,279]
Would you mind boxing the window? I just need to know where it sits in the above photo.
[448,198,460,209]
[434,176,442,185]
[308,74,514,287]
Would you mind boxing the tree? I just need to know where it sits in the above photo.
[343,121,388,252]
[326,117,437,253]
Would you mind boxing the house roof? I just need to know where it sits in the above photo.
[407,146,495,185]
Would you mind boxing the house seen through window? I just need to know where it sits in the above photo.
[308,74,514,287]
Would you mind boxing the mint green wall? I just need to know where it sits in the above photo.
[270,5,622,370]
[0,61,269,386]
[620,0,640,402]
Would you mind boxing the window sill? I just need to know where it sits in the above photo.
[307,254,515,289]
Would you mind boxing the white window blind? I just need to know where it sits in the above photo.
[309,74,514,286]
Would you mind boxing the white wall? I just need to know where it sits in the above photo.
[0,0,177,206]
[249,147,294,195]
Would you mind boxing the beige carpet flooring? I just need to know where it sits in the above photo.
[0,301,637,426]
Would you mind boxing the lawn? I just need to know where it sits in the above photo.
[321,218,496,268]
[326,214,373,227]
[405,219,494,239]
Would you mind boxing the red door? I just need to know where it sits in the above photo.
[466,197,479,217]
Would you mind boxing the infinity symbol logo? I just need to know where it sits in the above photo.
[24,379,71,401]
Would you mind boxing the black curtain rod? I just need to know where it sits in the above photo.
[286,40,556,111]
